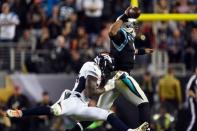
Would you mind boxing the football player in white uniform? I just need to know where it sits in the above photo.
[6,53,148,131]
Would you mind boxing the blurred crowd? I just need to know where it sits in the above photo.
[0,0,196,73]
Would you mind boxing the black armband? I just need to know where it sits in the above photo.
[137,48,146,55]
[118,14,129,22]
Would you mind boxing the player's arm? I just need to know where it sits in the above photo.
[108,20,124,37]
[188,90,196,98]
[109,6,140,37]
[85,75,105,97]
[135,48,154,55]
[186,75,196,99]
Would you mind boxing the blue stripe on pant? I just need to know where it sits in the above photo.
[119,73,143,100]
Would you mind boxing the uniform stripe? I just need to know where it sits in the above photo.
[77,122,84,131]
[111,29,128,51]
[120,73,143,99]
[186,75,196,91]
[186,75,196,100]
[186,98,196,131]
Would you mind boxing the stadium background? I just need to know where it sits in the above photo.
[0,0,196,131]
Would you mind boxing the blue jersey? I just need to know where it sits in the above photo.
[110,28,136,71]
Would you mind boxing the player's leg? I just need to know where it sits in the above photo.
[7,106,52,118]
[115,71,150,124]
[67,105,148,131]
[69,79,120,130]
[97,87,120,109]
[45,91,128,131]
[186,98,196,131]
[7,89,71,117]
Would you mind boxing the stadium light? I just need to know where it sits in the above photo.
[131,0,197,21]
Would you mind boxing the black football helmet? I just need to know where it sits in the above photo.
[94,53,114,76]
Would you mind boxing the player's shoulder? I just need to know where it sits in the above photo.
[81,61,101,77]
[83,61,100,71]
[82,61,95,69]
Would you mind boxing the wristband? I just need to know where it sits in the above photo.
[138,48,146,55]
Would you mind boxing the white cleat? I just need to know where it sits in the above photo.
[6,109,22,118]
[128,122,149,131]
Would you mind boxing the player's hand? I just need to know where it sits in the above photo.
[125,6,141,18]
[188,90,196,98]
[145,48,154,54]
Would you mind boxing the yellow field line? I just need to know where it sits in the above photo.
[138,14,197,21]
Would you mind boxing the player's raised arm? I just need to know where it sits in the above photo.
[109,7,141,37]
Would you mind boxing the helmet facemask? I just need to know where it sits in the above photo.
[121,18,138,37]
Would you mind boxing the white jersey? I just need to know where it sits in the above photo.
[72,61,101,92]
[0,12,20,40]
[51,62,111,121]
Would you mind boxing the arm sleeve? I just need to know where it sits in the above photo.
[10,13,20,25]
[13,15,20,25]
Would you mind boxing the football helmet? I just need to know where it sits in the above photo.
[94,53,114,76]
[121,18,138,37]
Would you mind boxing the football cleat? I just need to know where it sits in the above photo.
[128,122,149,131]
[6,109,22,118]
